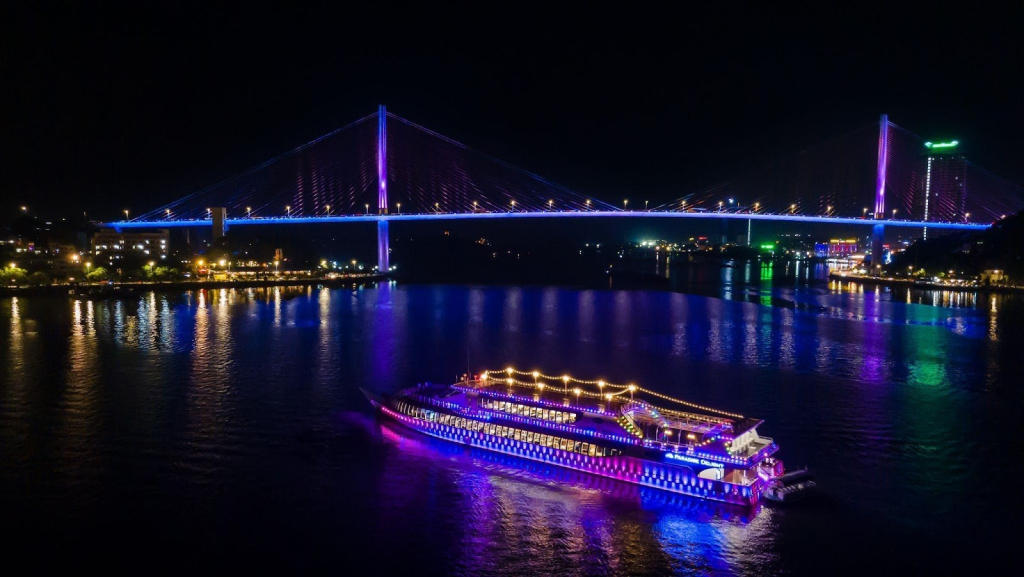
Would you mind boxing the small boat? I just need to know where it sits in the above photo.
[364,367,798,507]
[763,468,817,503]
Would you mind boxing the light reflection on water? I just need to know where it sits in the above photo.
[0,281,1021,573]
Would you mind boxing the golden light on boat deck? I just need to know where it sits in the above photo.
[478,367,745,419]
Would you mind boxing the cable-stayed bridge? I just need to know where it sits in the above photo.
[106,107,1023,271]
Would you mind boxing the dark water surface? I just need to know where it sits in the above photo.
[2,279,1022,574]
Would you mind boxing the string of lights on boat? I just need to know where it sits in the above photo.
[481,367,745,419]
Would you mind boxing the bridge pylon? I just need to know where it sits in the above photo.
[377,219,390,273]
[378,104,388,215]
[871,114,888,264]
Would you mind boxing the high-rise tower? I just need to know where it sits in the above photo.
[915,140,968,225]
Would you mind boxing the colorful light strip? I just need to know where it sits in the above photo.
[439,387,640,444]
[101,211,993,231]
[378,403,761,505]
[924,140,959,149]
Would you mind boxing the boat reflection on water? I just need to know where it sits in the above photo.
[372,418,779,575]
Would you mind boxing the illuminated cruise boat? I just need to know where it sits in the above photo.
[364,368,787,507]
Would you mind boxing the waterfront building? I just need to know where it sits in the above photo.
[91,228,170,265]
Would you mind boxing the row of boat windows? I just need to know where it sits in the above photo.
[478,398,577,424]
[395,401,620,457]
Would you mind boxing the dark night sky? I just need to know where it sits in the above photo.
[2,2,1022,223]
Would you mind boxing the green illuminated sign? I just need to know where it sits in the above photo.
[760,244,776,250]
[924,140,959,149]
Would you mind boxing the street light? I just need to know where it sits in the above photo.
[623,199,629,211]
[286,205,291,217]
[863,207,868,217]
[645,200,649,211]
[892,208,898,219]
[206,208,211,218]
[473,201,478,211]
[680,200,687,211]
[753,202,760,212]
[826,205,833,216]
[21,206,27,214]
[165,209,171,219]
[548,199,553,210]
[435,202,440,213]
[397,202,401,214]
[124,209,130,221]
[247,206,252,218]
[585,199,591,210]
[718,201,724,211]
[325,204,331,215]
[964,212,971,222]
[790,204,797,214]
[510,200,516,211]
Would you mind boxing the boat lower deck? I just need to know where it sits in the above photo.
[377,400,764,507]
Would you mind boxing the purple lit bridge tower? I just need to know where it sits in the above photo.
[377,105,389,273]
[872,114,889,266]
[107,108,1021,274]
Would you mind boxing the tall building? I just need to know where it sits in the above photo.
[914,140,968,226]
[91,228,169,267]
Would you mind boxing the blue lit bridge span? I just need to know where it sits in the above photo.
[106,107,1022,271]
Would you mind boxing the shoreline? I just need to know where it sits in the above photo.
[829,273,1024,294]
[0,274,389,297]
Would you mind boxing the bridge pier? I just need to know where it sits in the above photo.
[377,219,390,273]
[871,224,885,267]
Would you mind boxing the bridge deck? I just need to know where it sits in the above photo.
[102,211,992,230]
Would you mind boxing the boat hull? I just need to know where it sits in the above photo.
[370,394,762,507]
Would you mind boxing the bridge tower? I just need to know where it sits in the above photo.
[377,105,390,273]
[871,114,889,265]
[378,105,388,215]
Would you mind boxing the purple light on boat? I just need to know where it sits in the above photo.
[377,402,763,507]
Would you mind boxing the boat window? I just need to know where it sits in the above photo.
[573,441,582,453]
[580,443,589,455]
[588,444,597,456]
